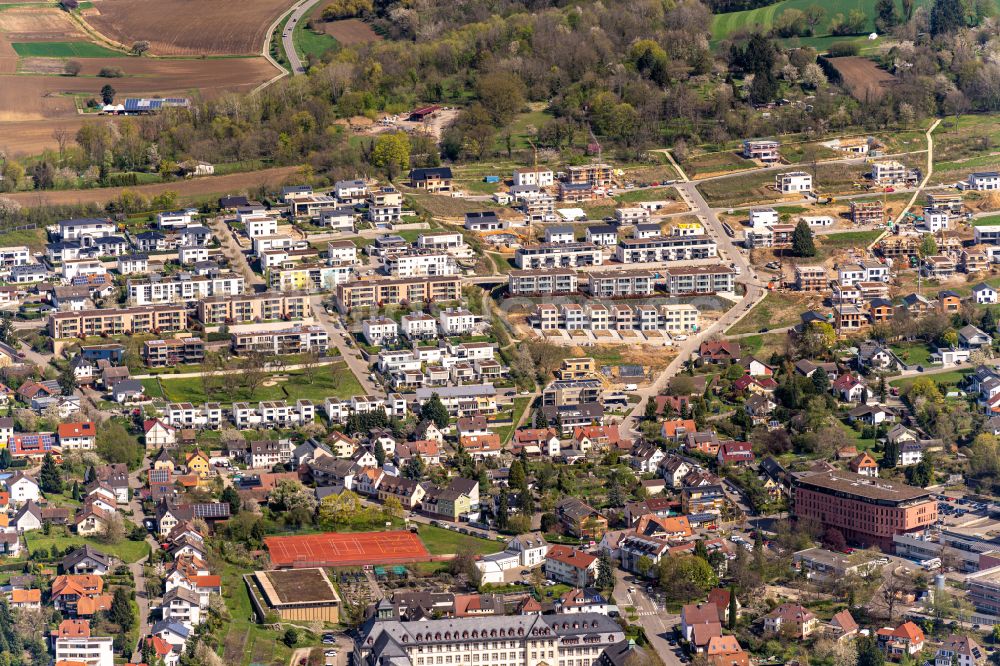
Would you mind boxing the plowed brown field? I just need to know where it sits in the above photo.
[828,56,898,101]
[86,0,293,55]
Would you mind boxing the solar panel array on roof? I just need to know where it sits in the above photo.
[148,469,170,484]
[123,98,190,112]
[191,503,230,519]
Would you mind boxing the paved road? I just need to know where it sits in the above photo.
[613,569,683,666]
[282,0,327,75]
[308,294,381,396]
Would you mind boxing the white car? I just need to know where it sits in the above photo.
[675,334,688,341]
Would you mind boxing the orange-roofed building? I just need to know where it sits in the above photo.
[707,587,739,623]
[75,594,112,617]
[850,451,879,477]
[661,419,697,441]
[56,422,96,451]
[635,513,692,539]
[55,661,88,666]
[9,587,40,609]
[572,425,628,451]
[52,619,90,639]
[51,574,104,614]
[877,621,925,659]
[459,433,502,458]
[707,636,748,666]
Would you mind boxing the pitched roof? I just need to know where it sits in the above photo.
[546,544,596,569]
[831,609,858,634]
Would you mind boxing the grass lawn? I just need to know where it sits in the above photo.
[889,342,934,366]
[0,227,46,251]
[683,151,756,178]
[12,41,124,57]
[727,292,819,335]
[700,162,867,208]
[614,187,678,204]
[840,421,877,452]
[155,362,362,405]
[971,215,1000,227]
[140,378,164,399]
[889,368,973,389]
[508,107,553,151]
[24,531,149,563]
[816,230,883,260]
[293,20,338,60]
[496,397,532,444]
[738,332,788,358]
[418,524,497,556]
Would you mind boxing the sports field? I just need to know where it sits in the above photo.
[265,531,430,568]
[710,0,932,46]
[11,41,123,57]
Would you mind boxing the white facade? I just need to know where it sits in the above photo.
[513,168,554,188]
[363,317,399,345]
[968,172,1000,191]
[55,636,114,666]
[872,161,907,184]
[401,313,438,339]
[240,214,279,239]
[128,274,244,305]
[776,171,813,193]
[440,308,479,335]
[178,245,210,264]
[922,210,949,233]
[383,252,457,277]
[0,246,31,268]
[156,210,195,229]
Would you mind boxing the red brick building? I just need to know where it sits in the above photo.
[792,469,937,552]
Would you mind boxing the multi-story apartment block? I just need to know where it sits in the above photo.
[662,264,736,296]
[164,403,224,429]
[776,171,813,193]
[362,317,399,345]
[838,260,889,285]
[286,193,338,218]
[231,325,328,355]
[49,305,186,338]
[382,250,457,277]
[974,225,1000,245]
[195,292,309,324]
[323,394,408,424]
[416,232,465,251]
[56,218,116,241]
[966,172,1000,191]
[586,270,656,298]
[508,269,579,296]
[234,401,316,430]
[615,235,718,263]
[144,338,205,367]
[742,139,780,162]
[240,214,279,239]
[795,265,828,291]
[354,614,624,666]
[367,186,403,224]
[54,635,114,666]
[318,207,357,231]
[156,209,195,229]
[513,167,554,187]
[515,242,603,270]
[850,200,885,224]
[400,313,437,339]
[439,308,479,336]
[792,468,937,551]
[0,246,31,269]
[327,240,359,266]
[565,163,614,186]
[335,276,462,312]
[871,161,907,184]
[269,263,352,292]
[334,179,368,204]
[128,273,244,305]
[178,245,210,265]
[614,207,650,225]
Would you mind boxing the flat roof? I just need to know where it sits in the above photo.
[795,469,932,503]
[256,568,340,605]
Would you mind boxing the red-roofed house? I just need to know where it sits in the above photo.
[144,419,177,448]
[544,545,597,587]
[707,588,739,624]
[877,622,925,659]
[681,602,721,643]
[699,341,741,364]
[459,434,502,458]
[828,609,859,641]
[9,588,41,609]
[764,603,819,639]
[57,422,96,451]
[573,425,628,452]
[832,373,867,403]
[850,452,879,477]
[707,636,748,666]
[661,419,697,441]
[717,441,755,467]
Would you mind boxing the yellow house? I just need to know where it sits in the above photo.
[185,450,211,479]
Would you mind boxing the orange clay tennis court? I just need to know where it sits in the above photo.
[265,531,430,568]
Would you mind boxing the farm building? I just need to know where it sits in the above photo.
[103,98,190,115]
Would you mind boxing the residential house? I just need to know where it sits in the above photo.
[764,603,819,639]
[544,545,597,587]
[877,622,925,659]
[935,635,985,666]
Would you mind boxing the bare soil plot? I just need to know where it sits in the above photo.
[86,0,293,55]
[828,56,898,102]
[313,17,381,45]
[0,8,84,74]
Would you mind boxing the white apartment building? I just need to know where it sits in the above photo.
[440,308,479,335]
[383,251,457,277]
[319,207,357,231]
[417,232,465,252]
[513,167,554,187]
[0,246,31,268]
[128,273,244,305]
[363,317,399,345]
[323,394,408,424]
[178,245,210,264]
[586,226,617,246]
[335,179,368,204]
[231,325,328,355]
[750,207,780,226]
[536,303,698,333]
[776,171,813,193]
[62,259,105,282]
[401,313,438,339]
[872,160,907,184]
[118,254,148,275]
[240,214,279,239]
[58,218,116,241]
[327,240,359,266]
[367,187,403,224]
[233,400,316,429]
[164,403,224,429]
[544,226,576,244]
[515,242,603,269]
[614,235,718,263]
[974,225,1000,245]
[966,172,1000,191]
[156,210,195,229]
[837,261,890,286]
[614,207,650,224]
[252,235,296,255]
[922,209,949,233]
[55,636,114,666]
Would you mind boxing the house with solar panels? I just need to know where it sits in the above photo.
[102,97,191,115]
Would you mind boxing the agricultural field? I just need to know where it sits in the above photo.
[11,40,122,57]
[86,0,292,55]
[683,150,757,178]
[710,0,932,50]
[700,161,867,207]
[309,16,381,45]
[827,56,898,101]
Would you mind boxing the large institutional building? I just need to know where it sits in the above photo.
[355,613,626,666]
[791,468,937,551]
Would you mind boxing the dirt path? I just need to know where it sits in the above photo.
[3,166,298,206]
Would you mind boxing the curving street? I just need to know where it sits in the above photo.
[281,0,327,75]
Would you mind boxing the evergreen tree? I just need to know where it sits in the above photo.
[728,587,738,629]
[694,539,708,561]
[374,441,386,467]
[607,477,624,508]
[596,555,615,590]
[878,375,888,402]
[644,398,658,421]
[792,220,816,257]
[857,635,885,666]
[509,460,526,489]
[221,486,241,515]
[39,453,62,494]
[883,440,900,468]
[421,394,449,429]
[496,488,509,531]
[534,410,547,429]
[0,447,10,471]
[553,412,562,434]
[930,0,967,34]
[875,0,899,30]
[58,363,77,396]
[110,586,134,631]
[403,454,426,480]
[71,481,82,502]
